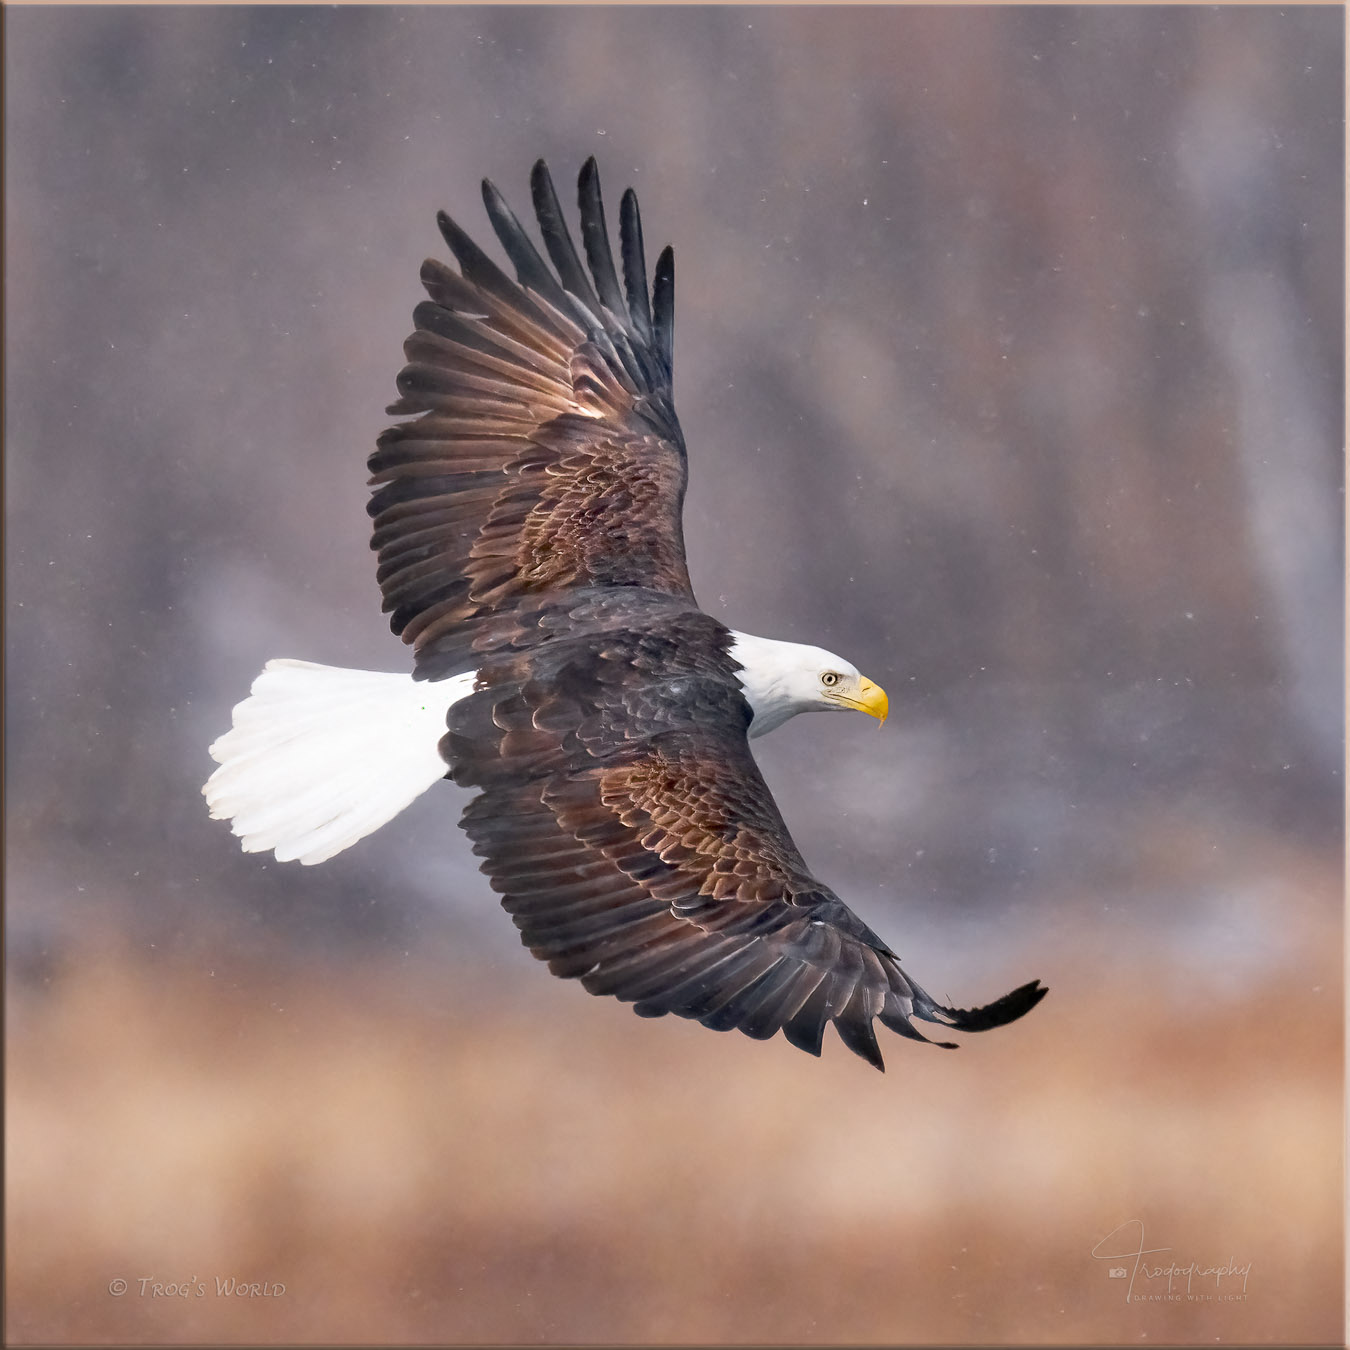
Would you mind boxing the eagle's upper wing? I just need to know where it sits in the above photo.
[447,609,1046,1070]
[370,159,692,681]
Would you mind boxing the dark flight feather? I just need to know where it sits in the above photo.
[577,157,627,319]
[434,210,570,346]
[619,187,653,344]
[480,178,580,322]
[652,246,675,378]
[530,160,605,317]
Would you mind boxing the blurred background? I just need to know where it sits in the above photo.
[5,6,1343,1345]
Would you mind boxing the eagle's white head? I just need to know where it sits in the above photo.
[728,632,889,739]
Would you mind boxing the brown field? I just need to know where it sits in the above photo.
[6,894,1341,1347]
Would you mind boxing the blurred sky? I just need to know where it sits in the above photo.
[4,7,1343,1346]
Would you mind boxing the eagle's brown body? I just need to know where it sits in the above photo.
[205,158,1046,1069]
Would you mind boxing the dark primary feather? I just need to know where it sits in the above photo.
[370,160,687,682]
[446,591,1047,1071]
[479,178,579,323]
[577,156,627,318]
[652,246,675,379]
[619,187,653,344]
[530,160,603,316]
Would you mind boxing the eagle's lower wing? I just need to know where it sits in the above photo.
[369,159,692,681]
[447,619,1046,1070]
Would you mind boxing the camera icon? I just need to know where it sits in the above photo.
[1107,1267,1128,1279]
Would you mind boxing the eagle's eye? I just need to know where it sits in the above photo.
[821,671,841,687]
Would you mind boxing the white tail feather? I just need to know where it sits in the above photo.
[203,659,472,865]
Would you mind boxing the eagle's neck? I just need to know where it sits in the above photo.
[727,631,822,739]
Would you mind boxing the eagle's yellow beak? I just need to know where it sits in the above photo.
[832,675,889,726]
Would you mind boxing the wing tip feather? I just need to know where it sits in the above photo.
[930,978,1048,1033]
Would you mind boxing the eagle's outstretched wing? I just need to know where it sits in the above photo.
[446,601,1047,1071]
[371,159,691,682]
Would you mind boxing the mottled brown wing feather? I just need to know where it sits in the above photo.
[369,159,692,681]
[447,603,1048,1070]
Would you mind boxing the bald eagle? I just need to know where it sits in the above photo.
[204,159,1045,1069]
